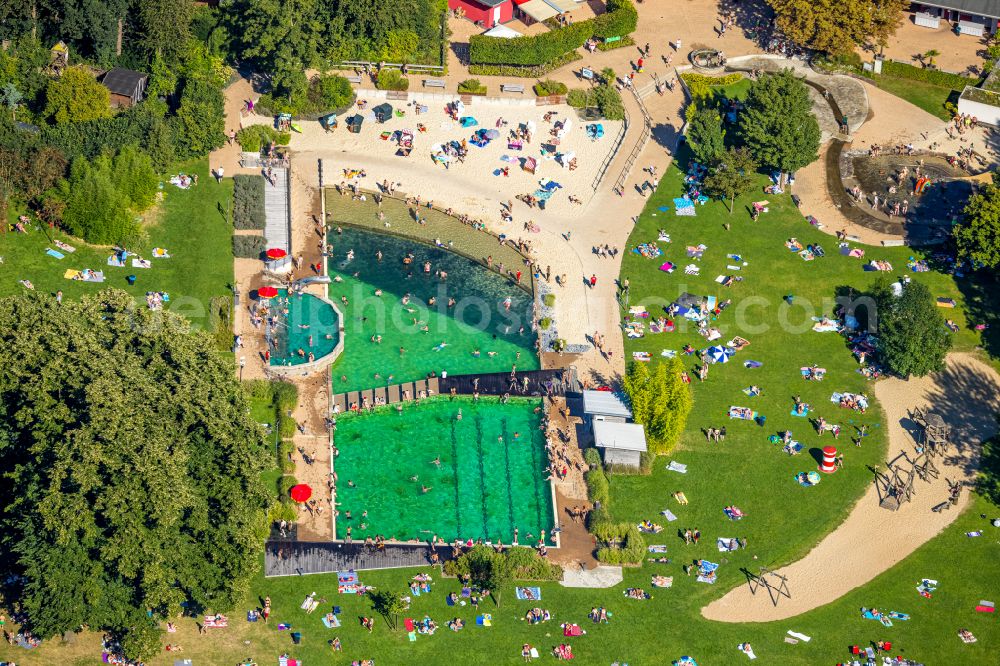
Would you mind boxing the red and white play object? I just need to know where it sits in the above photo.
[819,445,838,473]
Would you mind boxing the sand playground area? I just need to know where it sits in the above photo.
[702,352,1000,622]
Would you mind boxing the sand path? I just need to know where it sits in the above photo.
[702,352,1000,622]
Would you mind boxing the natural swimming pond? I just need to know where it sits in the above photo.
[268,289,340,366]
[333,396,554,544]
[326,227,539,393]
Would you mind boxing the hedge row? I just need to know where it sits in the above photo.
[469,0,637,66]
[232,174,266,230]
[376,69,409,91]
[880,61,979,90]
[233,234,266,259]
[469,51,582,78]
[236,125,291,153]
[596,35,635,52]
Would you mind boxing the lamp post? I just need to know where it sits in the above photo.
[239,356,246,381]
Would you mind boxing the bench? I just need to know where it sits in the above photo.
[346,75,362,84]
[423,78,446,88]
[502,83,525,93]
[932,501,952,513]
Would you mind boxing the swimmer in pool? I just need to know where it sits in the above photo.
[433,341,448,351]
[430,457,441,466]
[374,288,382,296]
[473,349,481,357]
[410,475,419,482]
[399,347,406,355]
[421,485,432,494]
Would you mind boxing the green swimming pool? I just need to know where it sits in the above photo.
[269,289,340,366]
[333,397,554,544]
[327,227,539,392]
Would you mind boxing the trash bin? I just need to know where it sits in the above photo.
[126,274,137,285]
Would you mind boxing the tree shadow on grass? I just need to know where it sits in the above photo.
[954,271,1000,360]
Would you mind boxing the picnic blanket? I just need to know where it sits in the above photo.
[152,247,170,258]
[277,656,301,666]
[46,248,65,259]
[723,507,745,520]
[652,576,673,588]
[659,261,675,273]
[648,544,668,553]
[686,244,707,258]
[516,587,541,601]
[811,318,840,332]
[786,630,811,642]
[667,461,687,474]
[796,470,821,486]
[322,615,341,628]
[684,264,700,275]
[660,508,678,522]
[737,643,756,660]
[728,406,756,420]
[107,255,126,267]
[54,240,76,253]
[783,441,803,455]
[476,614,492,626]
[718,538,741,552]
[696,560,719,584]
[65,269,105,282]
[132,258,152,269]
[633,351,652,361]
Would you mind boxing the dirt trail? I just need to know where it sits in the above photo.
[702,352,1000,622]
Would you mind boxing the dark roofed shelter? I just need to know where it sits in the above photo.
[101,68,148,108]
[373,102,394,123]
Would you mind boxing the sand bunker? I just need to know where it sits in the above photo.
[702,352,1000,622]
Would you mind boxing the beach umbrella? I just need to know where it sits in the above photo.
[257,286,279,298]
[706,345,734,364]
[290,484,312,502]
[266,248,287,260]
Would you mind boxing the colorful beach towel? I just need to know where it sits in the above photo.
[515,587,541,601]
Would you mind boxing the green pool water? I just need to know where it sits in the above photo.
[269,289,340,366]
[333,397,554,544]
[327,227,539,392]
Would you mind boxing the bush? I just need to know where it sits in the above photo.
[596,36,635,52]
[444,545,562,580]
[585,466,610,506]
[376,69,409,91]
[469,51,582,78]
[534,79,568,96]
[457,78,487,94]
[542,293,556,307]
[587,503,611,529]
[232,234,266,259]
[236,125,292,153]
[232,174,266,230]
[469,0,636,67]
[539,317,552,330]
[595,523,645,565]
[278,440,296,468]
[567,88,588,108]
[680,72,744,102]
[257,73,356,118]
[278,474,298,498]
[268,500,298,523]
[272,380,299,412]
[583,447,603,469]
[880,60,979,89]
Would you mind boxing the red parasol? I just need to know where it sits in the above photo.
[290,484,312,502]
[266,248,288,260]
[257,286,279,298]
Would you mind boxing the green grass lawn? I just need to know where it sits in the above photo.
[1,144,998,664]
[0,159,234,332]
[864,74,957,120]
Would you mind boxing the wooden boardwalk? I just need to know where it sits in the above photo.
[332,368,578,412]
[263,167,291,266]
[265,540,437,576]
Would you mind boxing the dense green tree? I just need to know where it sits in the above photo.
[686,106,725,166]
[136,0,193,61]
[622,361,652,426]
[768,0,908,55]
[230,0,323,68]
[645,358,693,454]
[955,177,1000,269]
[43,65,112,124]
[871,277,951,377]
[59,155,139,244]
[0,290,271,661]
[704,147,758,213]
[738,70,820,177]
[172,76,225,159]
[370,590,407,631]
[111,143,158,210]
[36,0,129,63]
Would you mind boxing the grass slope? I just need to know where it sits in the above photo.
[0,159,233,331]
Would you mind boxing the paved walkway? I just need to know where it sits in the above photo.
[263,167,291,259]
[560,565,624,588]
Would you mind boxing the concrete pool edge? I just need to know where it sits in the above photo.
[267,294,347,377]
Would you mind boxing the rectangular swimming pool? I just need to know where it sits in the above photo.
[333,396,554,545]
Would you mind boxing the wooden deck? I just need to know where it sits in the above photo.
[265,540,438,576]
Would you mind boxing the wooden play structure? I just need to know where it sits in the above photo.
[911,407,951,455]
[48,41,68,76]
[877,451,917,511]
[747,567,792,607]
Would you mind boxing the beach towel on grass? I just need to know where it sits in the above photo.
[786,630,811,642]
[660,509,678,522]
[46,248,65,259]
[667,461,687,473]
[516,587,541,601]
[738,643,756,659]
[718,538,740,552]
[476,614,492,626]
[132,258,152,269]
[322,615,341,628]
[107,255,126,267]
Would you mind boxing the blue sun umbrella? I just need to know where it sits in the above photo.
[706,345,735,364]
